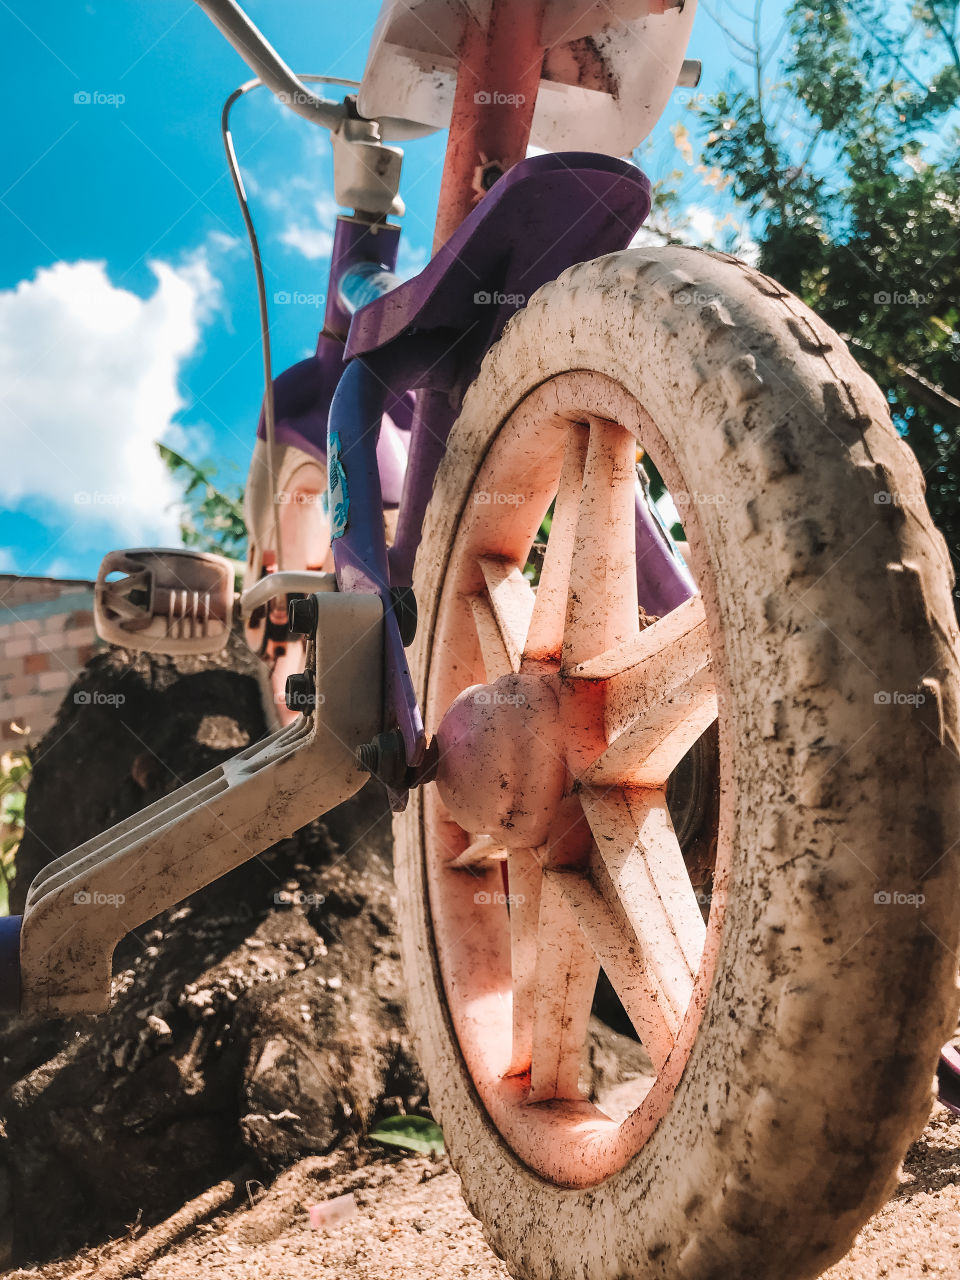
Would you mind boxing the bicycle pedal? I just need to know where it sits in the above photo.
[94,547,235,655]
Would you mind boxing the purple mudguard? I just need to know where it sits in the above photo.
[329,152,693,788]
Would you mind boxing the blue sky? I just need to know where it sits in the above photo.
[0,0,786,580]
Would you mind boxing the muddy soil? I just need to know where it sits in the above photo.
[2,642,958,1280]
[6,1109,959,1280]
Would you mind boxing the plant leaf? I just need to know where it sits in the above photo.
[369,1114,444,1155]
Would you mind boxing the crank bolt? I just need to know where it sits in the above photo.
[285,671,316,713]
[288,594,320,636]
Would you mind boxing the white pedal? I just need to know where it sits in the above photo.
[94,548,235,656]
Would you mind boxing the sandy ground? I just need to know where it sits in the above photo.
[9,1103,959,1280]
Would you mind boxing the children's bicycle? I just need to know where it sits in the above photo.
[5,2,960,1276]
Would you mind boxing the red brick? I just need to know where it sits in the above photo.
[24,652,49,675]
[66,610,94,629]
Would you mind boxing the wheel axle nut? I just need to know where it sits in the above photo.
[355,729,408,789]
[285,671,316,713]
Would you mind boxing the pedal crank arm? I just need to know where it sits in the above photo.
[18,591,383,1016]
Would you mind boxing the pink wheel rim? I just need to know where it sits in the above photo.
[422,372,731,1188]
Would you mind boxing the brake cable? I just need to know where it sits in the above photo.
[219,74,361,575]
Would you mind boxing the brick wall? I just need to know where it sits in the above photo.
[0,575,101,753]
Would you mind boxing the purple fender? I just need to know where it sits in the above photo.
[329,152,686,788]
[347,151,653,383]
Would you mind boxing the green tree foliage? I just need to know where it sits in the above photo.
[157,443,247,562]
[699,0,960,595]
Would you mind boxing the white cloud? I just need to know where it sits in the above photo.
[278,223,335,260]
[272,179,341,261]
[0,248,222,542]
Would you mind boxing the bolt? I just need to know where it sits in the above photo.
[285,671,316,713]
[288,594,319,636]
[356,741,380,774]
[479,163,503,191]
[354,730,408,789]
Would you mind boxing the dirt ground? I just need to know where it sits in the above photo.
[7,646,959,1280]
[7,1103,958,1280]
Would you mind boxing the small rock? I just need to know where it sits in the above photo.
[146,1015,173,1042]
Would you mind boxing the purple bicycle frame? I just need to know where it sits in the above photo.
[260,152,693,804]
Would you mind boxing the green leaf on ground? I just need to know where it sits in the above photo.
[369,1114,445,1155]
